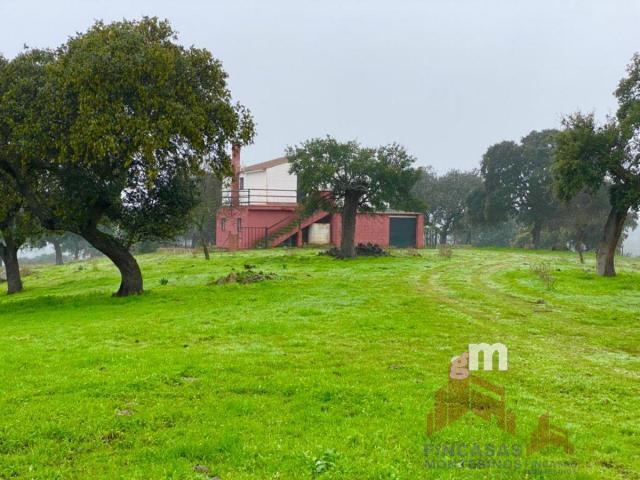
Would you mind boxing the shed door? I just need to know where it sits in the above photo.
[389,217,416,247]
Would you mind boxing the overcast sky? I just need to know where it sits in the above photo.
[3,0,640,252]
[2,0,639,170]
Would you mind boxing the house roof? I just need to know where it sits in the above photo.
[241,157,289,173]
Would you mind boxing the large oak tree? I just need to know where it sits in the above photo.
[412,168,482,244]
[0,18,254,296]
[554,54,640,276]
[477,130,559,248]
[287,137,419,258]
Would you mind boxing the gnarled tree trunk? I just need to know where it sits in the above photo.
[340,190,360,258]
[596,206,628,277]
[82,227,143,296]
[0,233,23,295]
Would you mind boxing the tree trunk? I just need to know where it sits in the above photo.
[340,191,360,258]
[577,246,584,264]
[439,225,449,245]
[52,239,64,265]
[0,234,23,295]
[201,232,210,260]
[82,227,143,296]
[530,222,542,249]
[596,206,628,277]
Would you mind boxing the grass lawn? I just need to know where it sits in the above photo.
[0,247,638,479]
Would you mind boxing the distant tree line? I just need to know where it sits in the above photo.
[412,53,640,277]
[413,129,636,265]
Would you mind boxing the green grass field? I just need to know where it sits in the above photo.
[0,247,638,479]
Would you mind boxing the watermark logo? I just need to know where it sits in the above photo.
[450,343,508,380]
[426,344,575,476]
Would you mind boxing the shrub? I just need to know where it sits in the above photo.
[160,278,169,286]
[321,243,389,258]
[530,262,557,290]
[438,244,453,259]
[356,243,389,256]
[212,264,277,285]
[312,449,338,476]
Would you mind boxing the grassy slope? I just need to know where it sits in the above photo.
[0,248,638,479]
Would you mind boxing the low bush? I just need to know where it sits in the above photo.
[211,264,277,285]
[322,243,389,258]
[438,244,453,259]
[356,243,389,256]
[530,262,557,290]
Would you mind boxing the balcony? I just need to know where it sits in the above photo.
[222,188,298,207]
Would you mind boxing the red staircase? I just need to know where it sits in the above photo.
[253,210,329,248]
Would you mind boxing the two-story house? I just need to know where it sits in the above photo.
[215,147,424,250]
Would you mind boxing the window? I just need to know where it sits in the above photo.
[237,218,242,232]
[239,176,245,190]
[221,218,226,231]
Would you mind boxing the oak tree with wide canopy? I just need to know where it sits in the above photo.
[476,130,560,248]
[554,54,640,276]
[412,168,482,245]
[0,18,254,296]
[287,136,419,258]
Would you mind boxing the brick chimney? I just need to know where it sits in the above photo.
[231,144,241,206]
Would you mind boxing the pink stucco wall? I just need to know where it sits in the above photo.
[216,206,298,249]
[330,213,424,248]
[217,206,424,249]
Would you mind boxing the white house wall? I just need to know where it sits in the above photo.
[240,161,297,204]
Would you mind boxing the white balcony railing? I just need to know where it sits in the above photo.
[222,188,298,206]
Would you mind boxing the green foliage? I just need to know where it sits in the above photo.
[0,57,42,260]
[554,53,640,275]
[413,168,482,243]
[554,114,618,202]
[287,136,419,257]
[554,53,640,213]
[287,136,420,213]
[480,130,560,234]
[0,18,255,294]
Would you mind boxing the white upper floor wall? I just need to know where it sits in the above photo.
[239,157,297,204]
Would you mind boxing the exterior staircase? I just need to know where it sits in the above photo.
[252,210,329,248]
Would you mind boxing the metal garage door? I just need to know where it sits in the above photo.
[389,217,416,247]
